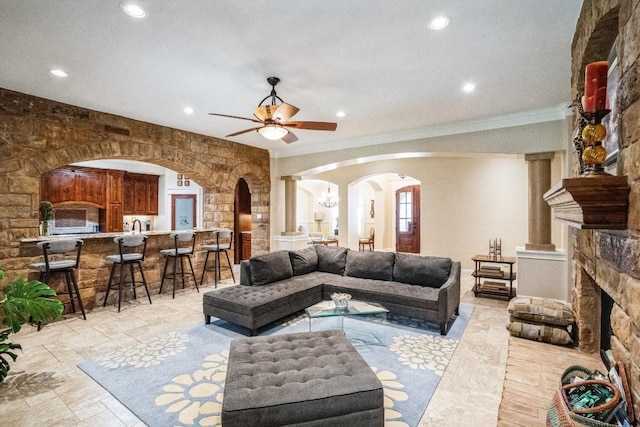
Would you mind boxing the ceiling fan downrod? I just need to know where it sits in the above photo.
[259,76,284,106]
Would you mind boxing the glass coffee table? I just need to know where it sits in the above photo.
[305,299,388,332]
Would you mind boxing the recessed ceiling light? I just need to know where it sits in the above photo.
[121,3,147,18]
[49,69,69,78]
[183,106,194,114]
[462,83,476,93]
[428,16,451,30]
[336,111,346,118]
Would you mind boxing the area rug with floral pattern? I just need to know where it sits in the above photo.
[78,303,473,427]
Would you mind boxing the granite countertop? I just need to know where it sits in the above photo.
[20,229,217,243]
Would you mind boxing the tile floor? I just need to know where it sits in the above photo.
[0,270,601,426]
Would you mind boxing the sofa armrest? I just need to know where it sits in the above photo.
[240,260,252,286]
[437,261,461,333]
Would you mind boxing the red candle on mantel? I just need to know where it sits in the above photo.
[583,61,608,112]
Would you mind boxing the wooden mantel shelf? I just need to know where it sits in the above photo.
[543,175,629,229]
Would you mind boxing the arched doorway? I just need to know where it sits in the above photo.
[234,178,251,263]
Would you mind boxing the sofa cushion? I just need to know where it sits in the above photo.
[289,246,319,276]
[345,250,394,281]
[323,276,440,311]
[250,251,293,286]
[316,245,348,275]
[392,253,451,288]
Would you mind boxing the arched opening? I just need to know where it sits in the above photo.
[234,178,251,263]
[348,173,421,251]
[297,180,338,238]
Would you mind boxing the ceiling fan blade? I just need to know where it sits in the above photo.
[253,105,279,122]
[209,113,262,123]
[283,121,337,131]
[273,103,299,122]
[282,131,298,144]
[225,126,263,137]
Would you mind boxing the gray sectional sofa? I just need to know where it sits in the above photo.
[203,245,461,335]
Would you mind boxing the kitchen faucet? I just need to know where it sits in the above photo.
[132,219,142,234]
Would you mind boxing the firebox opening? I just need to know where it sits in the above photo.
[600,288,614,352]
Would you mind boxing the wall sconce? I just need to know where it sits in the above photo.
[370,199,375,218]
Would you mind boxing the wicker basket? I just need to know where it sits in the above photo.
[546,365,621,427]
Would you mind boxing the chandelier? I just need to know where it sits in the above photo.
[318,185,338,208]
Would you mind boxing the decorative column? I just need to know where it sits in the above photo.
[525,152,555,251]
[281,175,301,236]
[517,151,567,301]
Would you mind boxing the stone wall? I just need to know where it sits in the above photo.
[571,0,640,416]
[0,88,270,308]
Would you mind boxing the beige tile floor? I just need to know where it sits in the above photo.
[0,269,598,426]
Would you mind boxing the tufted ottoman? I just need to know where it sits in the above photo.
[221,330,384,427]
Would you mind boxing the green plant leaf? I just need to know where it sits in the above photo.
[0,329,22,382]
[2,278,63,333]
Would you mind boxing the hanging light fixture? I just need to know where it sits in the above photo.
[318,185,338,208]
[258,124,288,140]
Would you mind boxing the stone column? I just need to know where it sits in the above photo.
[525,152,555,251]
[281,175,301,236]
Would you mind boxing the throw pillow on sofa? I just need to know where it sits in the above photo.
[250,250,294,286]
[316,245,348,275]
[289,246,318,276]
[345,250,394,281]
[392,253,451,288]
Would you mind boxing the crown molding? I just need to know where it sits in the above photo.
[271,103,571,158]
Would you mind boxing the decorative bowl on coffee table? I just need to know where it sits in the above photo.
[331,292,351,310]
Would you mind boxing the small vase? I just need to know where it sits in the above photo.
[40,221,49,237]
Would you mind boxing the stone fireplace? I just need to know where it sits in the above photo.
[571,0,640,416]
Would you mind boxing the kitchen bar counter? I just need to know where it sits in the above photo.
[18,229,234,313]
[20,229,210,243]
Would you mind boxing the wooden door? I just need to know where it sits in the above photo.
[171,194,197,230]
[395,185,420,253]
[234,178,251,263]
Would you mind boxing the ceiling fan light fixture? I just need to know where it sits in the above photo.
[258,125,288,140]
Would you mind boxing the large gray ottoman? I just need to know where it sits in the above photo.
[221,330,384,427]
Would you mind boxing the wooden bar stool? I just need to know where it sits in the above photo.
[159,232,198,298]
[103,234,152,312]
[199,229,236,288]
[28,239,86,328]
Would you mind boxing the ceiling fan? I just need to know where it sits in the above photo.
[209,77,337,143]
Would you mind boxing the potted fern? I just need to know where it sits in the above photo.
[0,266,63,382]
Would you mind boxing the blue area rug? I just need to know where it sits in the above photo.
[78,303,473,427]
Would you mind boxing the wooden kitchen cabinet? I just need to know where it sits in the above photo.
[102,170,125,232]
[123,173,159,215]
[41,166,106,208]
